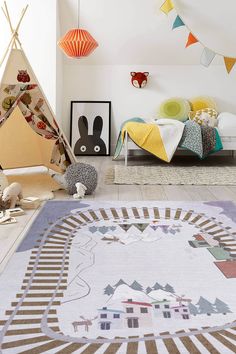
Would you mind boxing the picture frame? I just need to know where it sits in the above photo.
[70,101,111,156]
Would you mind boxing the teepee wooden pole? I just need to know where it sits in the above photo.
[3,2,14,33]
[2,2,17,48]
[13,5,29,48]
[0,4,28,67]
[4,2,28,36]
[4,2,18,48]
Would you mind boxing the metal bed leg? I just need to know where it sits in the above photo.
[124,130,128,166]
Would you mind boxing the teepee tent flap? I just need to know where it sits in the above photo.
[0,48,76,172]
[0,2,76,172]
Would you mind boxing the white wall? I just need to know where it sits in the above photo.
[58,0,236,151]
[63,64,236,149]
[0,0,57,113]
[62,0,236,65]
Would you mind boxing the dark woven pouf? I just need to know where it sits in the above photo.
[64,163,98,195]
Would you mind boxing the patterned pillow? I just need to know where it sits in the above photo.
[189,108,218,127]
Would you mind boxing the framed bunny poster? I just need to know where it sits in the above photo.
[70,101,111,156]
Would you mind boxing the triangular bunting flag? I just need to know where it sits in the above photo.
[224,57,236,74]
[160,0,174,15]
[150,225,159,231]
[186,33,198,47]
[133,223,149,232]
[98,226,109,234]
[172,15,185,29]
[119,224,132,232]
[201,47,216,67]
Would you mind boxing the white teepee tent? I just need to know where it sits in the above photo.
[0,2,77,172]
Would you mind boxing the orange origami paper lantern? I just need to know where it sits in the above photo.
[58,29,98,58]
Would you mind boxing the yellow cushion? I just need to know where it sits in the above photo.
[189,96,217,112]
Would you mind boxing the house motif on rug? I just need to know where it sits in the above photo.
[189,233,236,278]
[122,299,153,328]
[189,234,218,248]
[171,304,190,319]
[152,300,190,320]
[214,260,236,279]
[97,307,125,331]
[207,247,232,260]
[97,281,233,332]
[152,299,172,319]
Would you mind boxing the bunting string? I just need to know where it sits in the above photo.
[160,0,236,74]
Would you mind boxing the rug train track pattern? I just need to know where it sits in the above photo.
[0,206,236,353]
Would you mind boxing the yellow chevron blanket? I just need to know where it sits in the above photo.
[114,119,185,162]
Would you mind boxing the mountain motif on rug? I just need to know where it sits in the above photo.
[0,201,236,353]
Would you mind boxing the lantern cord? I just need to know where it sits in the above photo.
[78,0,80,28]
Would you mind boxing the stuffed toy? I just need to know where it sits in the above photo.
[50,163,97,195]
[0,193,10,210]
[130,72,149,88]
[2,182,23,209]
[73,183,87,199]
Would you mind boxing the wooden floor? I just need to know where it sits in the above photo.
[0,154,236,271]
[88,155,236,201]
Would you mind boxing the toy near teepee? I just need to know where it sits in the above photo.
[0,2,77,173]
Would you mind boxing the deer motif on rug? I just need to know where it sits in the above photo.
[72,316,98,332]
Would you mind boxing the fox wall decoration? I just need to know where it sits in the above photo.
[130,72,149,88]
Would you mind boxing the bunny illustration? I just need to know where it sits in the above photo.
[74,115,107,155]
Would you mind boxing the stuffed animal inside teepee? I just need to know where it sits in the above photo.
[2,182,23,209]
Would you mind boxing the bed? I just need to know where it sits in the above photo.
[121,112,236,166]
